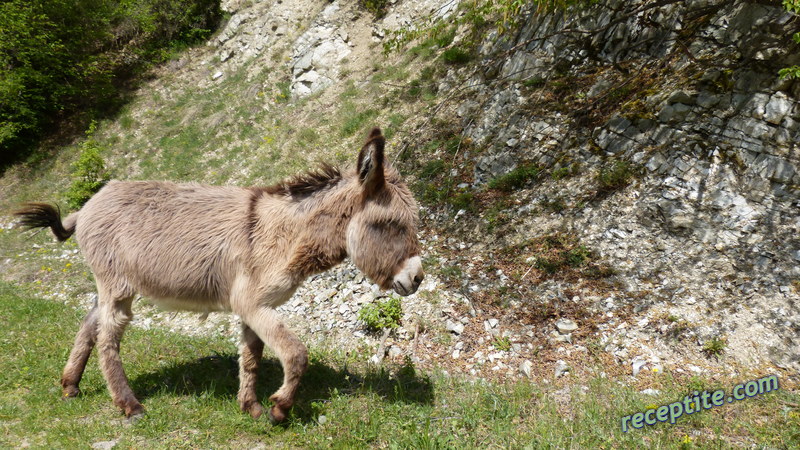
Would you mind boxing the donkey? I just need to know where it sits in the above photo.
[14,127,424,424]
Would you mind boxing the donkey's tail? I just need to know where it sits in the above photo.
[13,202,77,242]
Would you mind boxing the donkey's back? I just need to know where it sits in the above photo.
[75,180,251,308]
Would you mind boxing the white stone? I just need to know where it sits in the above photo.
[519,359,533,378]
[764,93,793,125]
[555,318,578,334]
[446,320,465,335]
[632,357,647,377]
[554,360,569,378]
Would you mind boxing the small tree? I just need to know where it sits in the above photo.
[781,0,800,79]
[66,121,110,210]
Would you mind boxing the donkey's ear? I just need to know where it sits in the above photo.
[357,127,385,194]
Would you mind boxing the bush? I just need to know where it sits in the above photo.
[358,296,403,331]
[65,122,110,210]
[0,0,222,165]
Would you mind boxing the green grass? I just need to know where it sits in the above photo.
[0,282,798,448]
[296,127,320,149]
[384,113,406,140]
[339,80,360,100]
[339,102,379,137]
[485,201,513,233]
[419,160,446,179]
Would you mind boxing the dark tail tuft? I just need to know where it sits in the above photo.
[13,202,74,241]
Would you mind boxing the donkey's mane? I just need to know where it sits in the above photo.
[263,163,342,199]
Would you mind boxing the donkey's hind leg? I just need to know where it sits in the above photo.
[61,303,100,398]
[96,290,143,418]
[239,307,308,424]
[237,324,265,418]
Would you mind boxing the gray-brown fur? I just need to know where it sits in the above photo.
[13,127,424,424]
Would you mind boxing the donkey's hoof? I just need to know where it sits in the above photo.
[268,405,288,425]
[247,402,264,419]
[125,412,145,425]
[124,404,145,420]
[61,386,80,399]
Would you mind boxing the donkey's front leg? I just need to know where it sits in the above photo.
[97,294,144,418]
[238,307,308,424]
[61,303,99,398]
[238,324,265,419]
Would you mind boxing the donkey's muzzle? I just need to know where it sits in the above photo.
[393,256,424,296]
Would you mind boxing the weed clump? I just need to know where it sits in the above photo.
[274,81,291,103]
[551,163,579,180]
[492,336,512,352]
[597,160,634,193]
[485,200,512,232]
[504,234,592,275]
[358,296,403,331]
[488,164,539,192]
[340,107,379,137]
[534,245,589,274]
[450,191,476,211]
[360,0,388,18]
[541,197,566,213]
[420,160,446,180]
[702,336,727,358]
[403,67,438,101]
[66,122,110,210]
[441,47,472,64]
[523,77,546,88]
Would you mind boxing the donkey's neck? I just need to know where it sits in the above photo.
[252,178,356,282]
[286,181,358,280]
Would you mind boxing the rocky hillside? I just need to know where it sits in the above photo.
[448,0,800,375]
[1,0,798,386]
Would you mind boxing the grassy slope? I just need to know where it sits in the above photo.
[0,282,797,448]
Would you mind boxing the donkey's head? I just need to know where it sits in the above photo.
[347,128,424,296]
